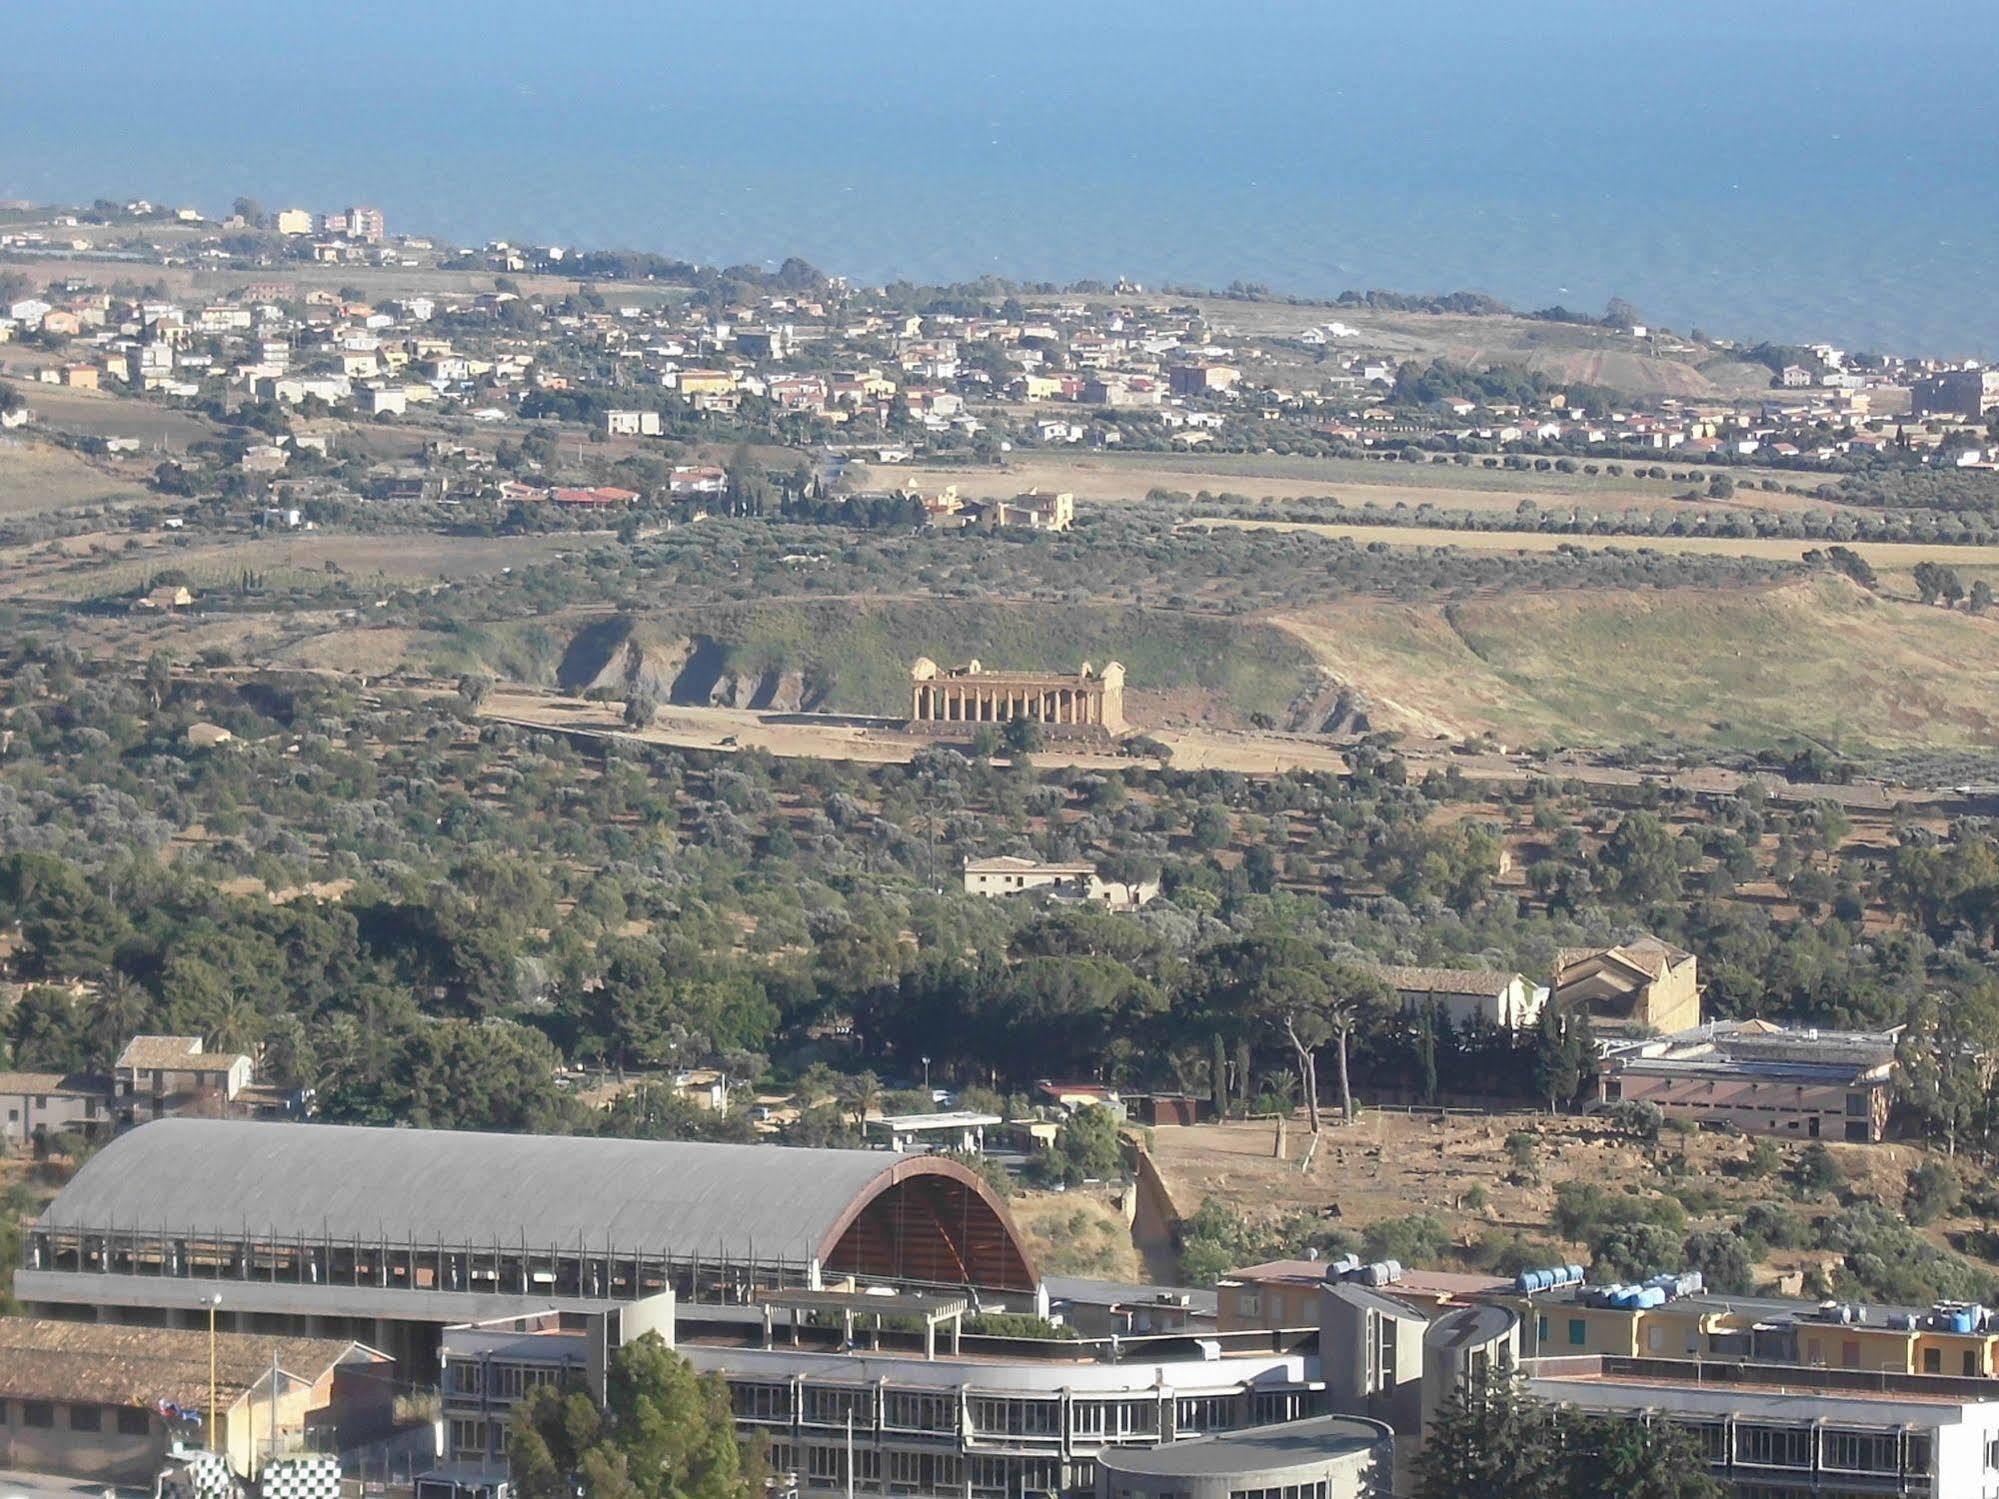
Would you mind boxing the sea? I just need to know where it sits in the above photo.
[4,0,1995,356]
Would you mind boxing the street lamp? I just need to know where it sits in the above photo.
[207,1293,223,1450]
[922,1056,931,1094]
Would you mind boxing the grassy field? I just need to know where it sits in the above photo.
[873,452,1840,516]
[0,435,154,515]
[1196,516,1999,569]
[2,530,598,602]
[1273,575,1999,752]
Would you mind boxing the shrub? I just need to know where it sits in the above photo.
[1792,1142,1844,1195]
[1740,1200,1805,1252]
[1904,1157,1962,1227]
[1362,1214,1452,1267]
[1681,1227,1754,1294]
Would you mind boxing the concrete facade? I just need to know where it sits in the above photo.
[1598,1020,1898,1142]
[1092,1416,1390,1499]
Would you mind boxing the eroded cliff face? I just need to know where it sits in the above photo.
[556,617,828,712]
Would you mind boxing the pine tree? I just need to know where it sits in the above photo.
[1412,1361,1562,1499]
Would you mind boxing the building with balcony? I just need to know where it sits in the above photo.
[422,1290,1333,1499]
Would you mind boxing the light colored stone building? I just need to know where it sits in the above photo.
[1553,935,1700,1036]
[963,856,1159,911]
[909,658,1126,740]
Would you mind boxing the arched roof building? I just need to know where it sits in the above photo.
[31,1118,1037,1298]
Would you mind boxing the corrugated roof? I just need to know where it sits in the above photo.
[41,1119,928,1265]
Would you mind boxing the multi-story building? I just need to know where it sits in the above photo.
[344,206,387,244]
[1553,935,1701,1036]
[1524,1356,1999,1497]
[0,1068,110,1149]
[1514,1279,1999,1379]
[1321,1272,1999,1497]
[1597,1020,1899,1142]
[22,1120,1359,1499]
[1912,369,1999,418]
[428,1294,1328,1499]
[112,1035,254,1127]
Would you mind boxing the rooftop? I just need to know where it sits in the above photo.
[1370,963,1522,997]
[1556,935,1693,980]
[115,1034,244,1072]
[0,1317,378,1410]
[39,1119,1035,1290]
[1094,1416,1389,1477]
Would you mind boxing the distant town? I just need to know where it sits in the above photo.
[1,193,1995,534]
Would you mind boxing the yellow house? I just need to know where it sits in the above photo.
[675,368,738,397]
[1518,1290,1999,1379]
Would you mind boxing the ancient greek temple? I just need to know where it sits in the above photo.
[907,658,1127,739]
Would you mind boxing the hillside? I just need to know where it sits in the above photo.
[378,598,1322,728]
[1273,574,1999,753]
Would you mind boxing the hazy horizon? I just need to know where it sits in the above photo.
[5,0,1996,353]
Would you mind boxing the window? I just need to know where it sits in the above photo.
[1738,1424,1811,1469]
[1924,1348,1942,1374]
[1239,1291,1262,1318]
[1536,1314,1549,1343]
[802,1385,874,1427]
[23,1402,54,1429]
[0,1399,8,1424]
[1567,1318,1587,1348]
[968,1397,1059,1438]
[117,1408,150,1436]
[731,1382,794,1423]
[1174,1395,1236,1435]
[70,1404,102,1432]
[806,1446,846,1482]
[1822,1429,1898,1474]
[1968,1350,1983,1377]
[883,1389,955,1433]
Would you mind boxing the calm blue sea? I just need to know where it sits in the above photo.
[4,0,1994,355]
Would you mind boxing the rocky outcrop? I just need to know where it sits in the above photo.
[554,617,827,711]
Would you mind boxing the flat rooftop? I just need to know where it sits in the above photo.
[1095,1416,1387,1476]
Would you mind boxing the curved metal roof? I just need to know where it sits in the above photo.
[41,1119,945,1265]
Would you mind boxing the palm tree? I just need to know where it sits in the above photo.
[839,1070,883,1133]
[86,974,152,1067]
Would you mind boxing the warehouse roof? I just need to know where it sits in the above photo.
[40,1119,1036,1288]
